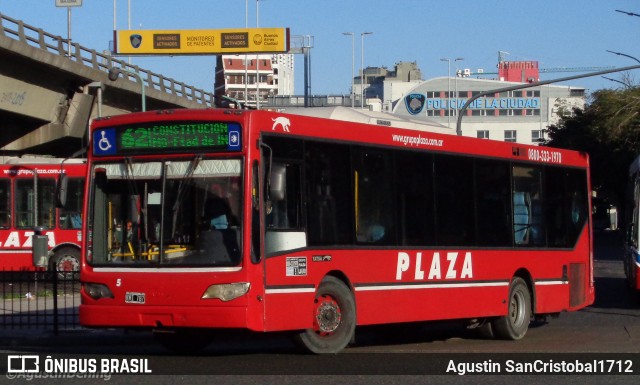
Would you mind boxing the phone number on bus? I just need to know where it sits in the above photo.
[528,148,562,164]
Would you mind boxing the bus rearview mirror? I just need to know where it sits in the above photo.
[56,174,68,208]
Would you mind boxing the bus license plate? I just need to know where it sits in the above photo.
[125,292,146,304]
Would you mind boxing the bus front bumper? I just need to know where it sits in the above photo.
[79,304,250,329]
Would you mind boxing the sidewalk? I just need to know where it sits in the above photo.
[1,292,154,349]
[0,327,156,349]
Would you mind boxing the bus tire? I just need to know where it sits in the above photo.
[294,276,356,354]
[492,277,531,340]
[50,247,80,280]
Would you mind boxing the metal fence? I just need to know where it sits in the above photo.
[0,269,80,334]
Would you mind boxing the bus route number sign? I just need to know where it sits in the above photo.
[93,121,242,155]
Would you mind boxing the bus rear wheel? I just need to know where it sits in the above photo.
[50,247,80,280]
[294,276,356,354]
[492,277,531,340]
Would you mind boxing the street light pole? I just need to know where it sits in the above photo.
[454,57,464,118]
[360,32,373,109]
[602,76,628,88]
[343,32,355,108]
[108,67,146,112]
[456,64,640,136]
[606,49,640,64]
[253,0,261,109]
[440,58,451,128]
[615,9,640,17]
[244,0,248,108]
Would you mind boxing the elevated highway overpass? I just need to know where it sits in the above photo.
[0,13,215,157]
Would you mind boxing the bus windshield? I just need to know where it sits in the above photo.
[88,158,242,267]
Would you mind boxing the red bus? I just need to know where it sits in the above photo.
[624,155,640,293]
[0,157,85,275]
[80,109,594,353]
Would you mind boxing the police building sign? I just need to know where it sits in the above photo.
[405,93,540,115]
[425,97,541,110]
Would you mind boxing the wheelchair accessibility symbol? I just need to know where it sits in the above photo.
[99,131,112,151]
[93,129,116,155]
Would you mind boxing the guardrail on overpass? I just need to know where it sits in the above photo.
[0,13,215,107]
[0,13,220,154]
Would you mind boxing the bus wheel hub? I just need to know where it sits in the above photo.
[315,297,341,334]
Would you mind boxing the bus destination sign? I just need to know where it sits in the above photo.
[93,121,242,156]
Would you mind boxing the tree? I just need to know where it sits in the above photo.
[545,87,640,213]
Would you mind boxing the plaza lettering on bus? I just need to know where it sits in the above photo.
[0,231,56,248]
[396,251,473,280]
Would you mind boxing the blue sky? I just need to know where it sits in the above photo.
[2,0,640,96]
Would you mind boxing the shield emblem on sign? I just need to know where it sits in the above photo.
[405,93,426,115]
[130,34,142,49]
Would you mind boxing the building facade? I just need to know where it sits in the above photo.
[391,76,585,145]
[215,54,294,108]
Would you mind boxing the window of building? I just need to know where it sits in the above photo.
[477,130,490,139]
[532,130,545,143]
[504,130,517,142]
[526,90,540,97]
[570,89,585,97]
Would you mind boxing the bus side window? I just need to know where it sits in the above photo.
[59,178,84,230]
[353,147,395,244]
[513,192,530,245]
[512,165,544,247]
[15,179,34,228]
[266,163,301,230]
[0,180,9,229]
[304,142,352,246]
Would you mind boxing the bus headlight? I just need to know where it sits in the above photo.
[84,283,114,300]
[202,283,250,301]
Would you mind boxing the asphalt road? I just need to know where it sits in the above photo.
[0,231,638,384]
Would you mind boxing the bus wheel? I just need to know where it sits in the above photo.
[294,276,356,354]
[51,248,80,280]
[492,277,531,340]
